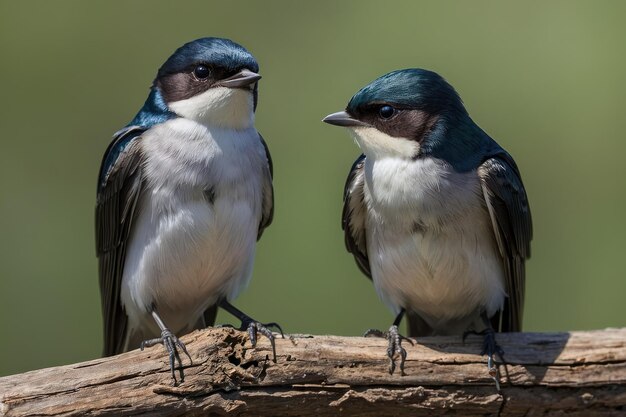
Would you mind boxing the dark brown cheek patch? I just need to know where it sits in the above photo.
[157,72,215,103]
[378,110,439,142]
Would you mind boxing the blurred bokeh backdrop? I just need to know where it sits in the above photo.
[1,1,625,376]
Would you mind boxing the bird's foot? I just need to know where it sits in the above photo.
[241,319,284,362]
[218,300,285,362]
[365,324,413,375]
[221,319,284,362]
[141,328,192,384]
[463,328,505,391]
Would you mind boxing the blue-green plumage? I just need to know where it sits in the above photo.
[157,37,258,78]
[128,89,176,128]
[98,89,174,191]
[424,118,502,173]
[347,69,466,116]
[347,68,503,172]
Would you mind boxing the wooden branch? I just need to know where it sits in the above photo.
[2,328,625,416]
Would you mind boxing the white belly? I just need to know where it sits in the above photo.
[368,214,505,330]
[364,156,506,332]
[120,118,266,337]
[122,192,258,330]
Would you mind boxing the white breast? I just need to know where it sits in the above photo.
[363,156,506,333]
[120,117,268,335]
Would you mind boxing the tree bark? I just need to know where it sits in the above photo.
[1,327,625,416]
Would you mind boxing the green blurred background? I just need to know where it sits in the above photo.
[1,1,625,376]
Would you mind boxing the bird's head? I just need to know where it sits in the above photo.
[151,37,261,130]
[323,69,471,161]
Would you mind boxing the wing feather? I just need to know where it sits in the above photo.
[96,127,145,356]
[257,133,274,240]
[342,154,371,278]
[479,153,532,332]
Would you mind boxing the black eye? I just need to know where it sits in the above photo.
[193,65,210,79]
[378,105,396,119]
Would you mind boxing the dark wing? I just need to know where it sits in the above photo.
[342,154,371,278]
[95,126,146,356]
[257,133,274,240]
[479,152,533,332]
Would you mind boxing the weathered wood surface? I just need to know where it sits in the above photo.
[1,327,626,416]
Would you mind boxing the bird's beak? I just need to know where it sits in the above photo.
[217,69,262,88]
[322,111,371,127]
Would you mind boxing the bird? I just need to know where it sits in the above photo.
[95,37,281,383]
[323,68,532,381]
